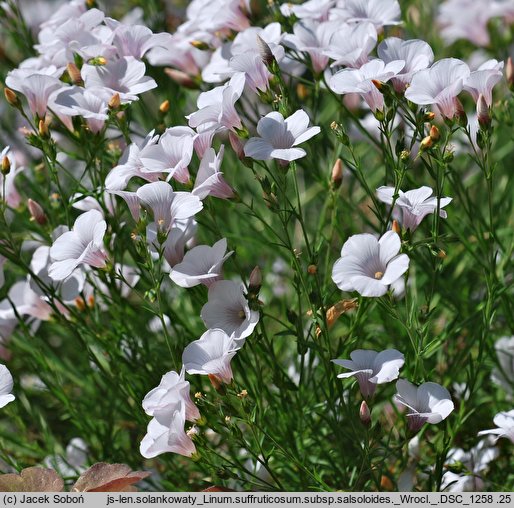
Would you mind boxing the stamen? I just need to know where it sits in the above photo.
[374,271,384,280]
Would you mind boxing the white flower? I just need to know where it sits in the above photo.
[142,366,200,422]
[441,439,499,492]
[478,410,514,443]
[332,349,404,398]
[43,438,88,478]
[182,328,240,384]
[192,146,234,200]
[282,20,340,73]
[463,59,504,106]
[332,231,409,297]
[0,280,53,322]
[492,336,514,394]
[187,73,245,134]
[323,22,377,69]
[29,245,85,303]
[170,238,233,288]
[244,110,320,162]
[405,58,470,119]
[329,59,405,111]
[0,364,15,408]
[82,56,157,103]
[201,280,259,341]
[51,86,108,133]
[376,186,452,231]
[394,379,454,433]
[140,401,196,459]
[136,182,202,266]
[339,0,402,27]
[280,0,335,21]
[49,210,108,281]
[5,72,62,118]
[109,23,170,60]
[377,38,434,92]
[139,127,195,184]
[105,131,160,191]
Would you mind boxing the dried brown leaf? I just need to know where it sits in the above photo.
[72,463,150,492]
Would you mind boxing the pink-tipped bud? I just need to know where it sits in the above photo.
[164,68,198,89]
[454,98,468,127]
[392,219,401,235]
[331,159,343,189]
[359,401,371,427]
[429,125,440,142]
[27,199,47,225]
[506,57,514,91]
[229,131,245,160]
[371,79,385,92]
[477,94,491,128]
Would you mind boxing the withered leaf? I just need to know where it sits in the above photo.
[0,467,64,492]
[72,463,151,492]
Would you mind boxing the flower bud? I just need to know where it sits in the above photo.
[420,135,433,151]
[443,149,454,163]
[476,94,491,128]
[423,111,435,122]
[359,400,371,427]
[38,118,49,137]
[330,122,349,146]
[392,219,401,234]
[4,87,20,108]
[88,56,107,66]
[159,100,170,114]
[307,264,317,275]
[108,93,121,109]
[296,83,309,100]
[454,98,468,127]
[208,374,226,394]
[429,125,440,142]
[331,159,343,189]
[164,68,198,89]
[371,79,385,92]
[66,62,83,85]
[27,198,47,225]
[190,40,210,50]
[248,266,262,294]
[75,297,87,311]
[256,35,274,67]
[506,57,514,91]
[1,156,11,175]
[400,149,410,162]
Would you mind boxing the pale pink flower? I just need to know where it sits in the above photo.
[464,59,504,106]
[0,364,15,408]
[405,58,470,119]
[229,53,271,94]
[49,210,108,281]
[332,231,409,297]
[491,336,514,394]
[140,401,196,458]
[192,146,234,200]
[478,410,514,443]
[142,366,200,422]
[324,22,377,69]
[136,182,202,266]
[280,0,335,21]
[187,73,245,134]
[377,38,434,93]
[329,59,405,112]
[244,109,320,162]
[109,24,170,60]
[51,86,109,134]
[82,56,157,103]
[201,280,259,342]
[282,20,340,73]
[332,349,405,398]
[182,328,240,384]
[394,379,454,433]
[337,0,401,27]
[376,186,452,231]
[139,127,195,184]
[5,72,62,118]
[0,280,53,322]
[170,238,233,288]
[105,131,160,191]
